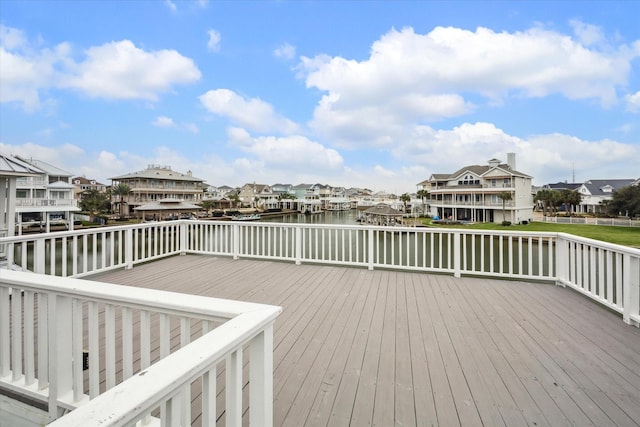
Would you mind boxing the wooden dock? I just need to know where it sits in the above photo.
[91,254,640,426]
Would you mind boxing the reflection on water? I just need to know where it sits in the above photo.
[261,210,360,225]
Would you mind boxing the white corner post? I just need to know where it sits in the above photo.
[294,226,302,265]
[250,324,274,427]
[179,221,188,256]
[622,254,640,327]
[125,228,133,269]
[453,232,461,278]
[367,228,374,271]
[233,223,240,260]
[555,234,569,287]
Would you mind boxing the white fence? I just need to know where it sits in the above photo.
[541,215,640,227]
[1,220,638,327]
[0,270,281,426]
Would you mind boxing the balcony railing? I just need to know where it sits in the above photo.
[0,220,638,424]
[1,268,281,426]
[15,198,78,207]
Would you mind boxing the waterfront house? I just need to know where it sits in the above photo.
[238,183,275,208]
[0,154,43,241]
[71,176,107,200]
[426,153,533,223]
[575,179,636,214]
[110,165,205,217]
[12,157,80,234]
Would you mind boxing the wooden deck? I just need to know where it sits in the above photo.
[90,254,640,427]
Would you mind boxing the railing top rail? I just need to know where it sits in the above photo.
[0,221,180,243]
[1,270,282,321]
[46,308,278,427]
[557,232,640,256]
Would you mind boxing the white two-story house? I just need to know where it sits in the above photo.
[13,157,80,233]
[424,153,533,224]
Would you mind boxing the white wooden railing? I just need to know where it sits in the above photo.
[0,270,281,426]
[1,220,638,327]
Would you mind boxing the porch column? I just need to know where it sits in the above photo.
[45,213,51,233]
[68,212,74,231]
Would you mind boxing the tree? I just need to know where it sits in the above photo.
[558,189,582,216]
[608,185,640,217]
[229,193,240,208]
[534,189,555,217]
[278,192,296,200]
[417,189,430,216]
[111,183,132,219]
[497,191,513,222]
[400,193,411,213]
[79,189,110,221]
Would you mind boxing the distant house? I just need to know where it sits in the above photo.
[110,165,205,216]
[575,179,636,214]
[0,154,43,240]
[12,157,81,233]
[424,153,533,223]
[72,176,107,200]
[238,183,274,208]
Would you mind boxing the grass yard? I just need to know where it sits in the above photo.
[427,220,640,248]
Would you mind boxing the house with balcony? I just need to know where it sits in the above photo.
[12,157,80,234]
[72,176,107,201]
[0,154,44,243]
[425,153,533,223]
[238,183,277,209]
[575,179,636,214]
[110,165,205,216]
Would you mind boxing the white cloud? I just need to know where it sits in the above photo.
[200,89,298,134]
[62,40,201,100]
[570,20,605,46]
[1,27,201,108]
[152,116,175,127]
[273,43,296,60]
[227,127,343,171]
[164,0,176,12]
[207,29,221,52]
[299,25,639,150]
[626,91,640,112]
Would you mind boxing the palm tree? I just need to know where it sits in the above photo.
[497,191,513,223]
[111,183,132,219]
[400,193,411,213]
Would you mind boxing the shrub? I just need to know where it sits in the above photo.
[501,221,512,226]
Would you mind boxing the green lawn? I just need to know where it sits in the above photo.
[426,220,640,249]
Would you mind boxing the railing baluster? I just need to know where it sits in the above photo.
[72,299,83,402]
[24,290,35,386]
[0,286,9,378]
[11,285,23,382]
[122,307,133,380]
[105,305,116,389]
[226,349,243,427]
[38,293,49,391]
[88,301,99,398]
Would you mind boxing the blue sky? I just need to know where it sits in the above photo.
[1,0,639,193]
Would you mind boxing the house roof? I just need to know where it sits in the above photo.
[18,157,73,177]
[72,176,106,186]
[111,166,205,182]
[363,203,403,216]
[48,180,76,189]
[581,179,635,196]
[0,154,44,177]
[544,182,582,191]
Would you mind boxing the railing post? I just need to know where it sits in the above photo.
[453,232,461,278]
[295,226,302,265]
[623,254,640,327]
[125,228,133,269]
[48,293,73,421]
[180,221,188,255]
[367,228,374,270]
[555,234,568,286]
[233,223,240,260]
[250,324,274,427]
[35,237,46,274]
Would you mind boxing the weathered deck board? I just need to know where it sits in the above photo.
[89,254,640,427]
